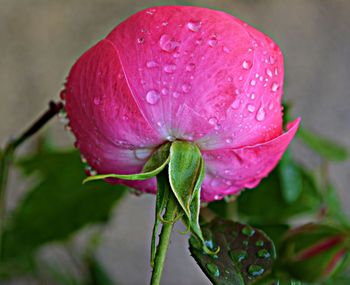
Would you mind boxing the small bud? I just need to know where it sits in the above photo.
[280,223,349,282]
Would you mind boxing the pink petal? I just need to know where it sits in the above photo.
[107,6,284,147]
[200,118,300,201]
[65,39,163,178]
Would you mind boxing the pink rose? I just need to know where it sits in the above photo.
[64,6,300,201]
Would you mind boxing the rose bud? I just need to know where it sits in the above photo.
[63,5,299,201]
[280,223,349,282]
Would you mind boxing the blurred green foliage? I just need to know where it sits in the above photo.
[0,149,126,283]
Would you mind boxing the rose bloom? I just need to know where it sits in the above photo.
[64,6,300,201]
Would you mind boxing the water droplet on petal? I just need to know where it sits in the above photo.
[93,97,101,105]
[166,135,176,141]
[208,117,218,125]
[256,107,266,121]
[242,60,252,70]
[159,34,179,52]
[182,84,191,93]
[250,93,256,100]
[206,263,220,277]
[161,88,168,95]
[146,61,158,68]
[269,55,275,64]
[187,21,202,32]
[271,82,279,92]
[137,37,144,44]
[248,265,264,277]
[225,138,233,143]
[250,79,256,86]
[146,90,160,104]
[247,104,256,113]
[186,63,195,72]
[208,37,218,47]
[238,76,244,81]
[266,68,273,78]
[164,64,177,73]
[134,149,152,160]
[231,99,241,110]
[172,91,180,98]
[268,101,274,110]
[223,46,230,53]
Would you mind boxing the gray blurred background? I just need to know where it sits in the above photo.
[1,0,349,284]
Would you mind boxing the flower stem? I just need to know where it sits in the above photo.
[0,101,63,259]
[150,195,177,285]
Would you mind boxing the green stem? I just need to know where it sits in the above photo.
[0,101,63,259]
[150,195,177,285]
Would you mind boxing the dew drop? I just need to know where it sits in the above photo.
[242,226,255,237]
[172,91,180,98]
[134,149,152,160]
[248,265,264,277]
[268,101,274,110]
[164,64,177,73]
[250,79,256,86]
[271,82,279,92]
[187,21,202,32]
[229,250,248,263]
[208,37,218,47]
[231,99,241,110]
[208,117,218,125]
[242,60,252,70]
[146,61,158,68]
[238,76,244,81]
[256,107,266,121]
[256,240,264,247]
[166,135,176,141]
[146,90,160,105]
[223,46,230,53]
[182,84,191,93]
[161,88,168,95]
[186,63,195,72]
[247,104,256,113]
[159,34,179,52]
[258,249,271,259]
[137,37,144,44]
[93,97,101,105]
[206,263,220,277]
[266,68,273,78]
[269,55,275,64]
[250,93,256,100]
[225,138,233,144]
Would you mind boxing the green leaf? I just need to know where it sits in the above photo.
[185,156,209,250]
[298,128,348,161]
[279,150,303,203]
[237,165,322,224]
[83,144,170,183]
[87,255,116,285]
[1,149,126,264]
[189,218,276,285]
[168,141,202,219]
[324,184,349,226]
[143,143,170,172]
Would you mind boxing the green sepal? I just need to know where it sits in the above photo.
[150,170,170,268]
[83,143,170,184]
[168,141,202,220]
